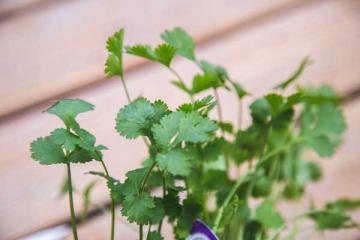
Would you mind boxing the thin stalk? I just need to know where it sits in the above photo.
[139,224,143,240]
[157,172,166,233]
[213,144,291,233]
[66,163,79,240]
[213,88,224,126]
[120,78,131,103]
[169,67,193,102]
[100,160,116,240]
[237,99,243,130]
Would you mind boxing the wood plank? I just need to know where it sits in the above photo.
[0,0,304,117]
[1,0,360,238]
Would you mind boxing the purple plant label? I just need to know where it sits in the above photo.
[187,219,219,240]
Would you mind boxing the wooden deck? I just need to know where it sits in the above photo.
[0,0,360,239]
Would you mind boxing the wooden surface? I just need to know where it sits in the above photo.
[0,0,360,239]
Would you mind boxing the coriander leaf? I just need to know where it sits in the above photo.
[121,167,150,195]
[67,148,93,164]
[105,29,124,78]
[326,199,360,213]
[154,44,177,66]
[178,112,218,143]
[148,197,165,224]
[156,150,191,176]
[116,97,155,139]
[107,177,123,203]
[30,137,67,165]
[307,210,352,230]
[192,73,221,94]
[255,201,284,229]
[46,99,94,126]
[147,231,164,240]
[125,44,157,61]
[175,197,202,238]
[49,128,79,152]
[275,56,312,90]
[121,192,155,224]
[161,27,196,61]
[152,112,183,149]
[153,100,170,122]
[171,80,193,95]
[231,81,249,99]
[301,103,346,157]
[177,95,216,115]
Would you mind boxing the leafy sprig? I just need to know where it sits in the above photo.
[30,27,358,240]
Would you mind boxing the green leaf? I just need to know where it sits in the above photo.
[125,44,176,67]
[121,192,155,224]
[255,201,284,229]
[147,231,164,240]
[152,112,217,149]
[307,210,352,230]
[116,97,156,139]
[105,29,124,78]
[192,73,221,94]
[30,137,67,165]
[177,95,216,115]
[231,81,249,99]
[67,148,93,163]
[175,197,202,238]
[301,103,346,157]
[156,150,191,176]
[49,128,79,152]
[326,199,360,213]
[275,57,312,90]
[161,27,196,61]
[171,80,193,96]
[46,99,94,126]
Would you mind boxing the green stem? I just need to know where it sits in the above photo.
[139,224,143,240]
[238,99,243,130]
[158,171,166,233]
[121,77,131,103]
[213,144,291,233]
[100,160,116,240]
[66,163,79,240]
[213,88,224,126]
[169,67,193,102]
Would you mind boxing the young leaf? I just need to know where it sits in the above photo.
[307,210,353,230]
[192,73,221,94]
[46,99,94,126]
[156,150,191,176]
[121,192,155,224]
[161,27,196,61]
[255,201,284,229]
[49,128,80,152]
[105,29,124,78]
[231,81,249,99]
[326,199,360,213]
[80,180,98,220]
[30,137,67,165]
[177,95,216,115]
[152,112,217,149]
[275,56,312,90]
[301,103,346,157]
[116,97,156,139]
[125,44,176,67]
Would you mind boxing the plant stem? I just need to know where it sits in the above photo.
[237,99,243,130]
[169,67,193,102]
[213,88,224,125]
[121,78,131,103]
[66,163,79,240]
[100,160,116,240]
[158,171,166,233]
[213,144,291,233]
[139,224,143,240]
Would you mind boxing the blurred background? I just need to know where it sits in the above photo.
[1,0,360,239]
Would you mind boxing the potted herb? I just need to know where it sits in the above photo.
[30,28,360,240]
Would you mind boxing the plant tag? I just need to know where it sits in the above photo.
[187,219,219,240]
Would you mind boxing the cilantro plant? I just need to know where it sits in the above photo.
[30,27,360,240]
